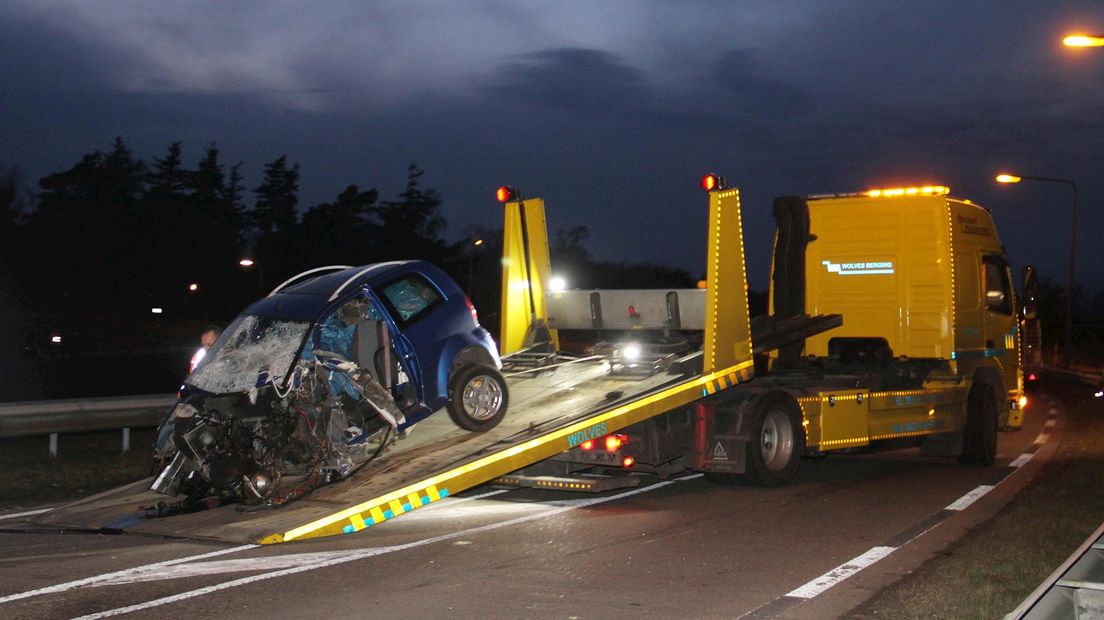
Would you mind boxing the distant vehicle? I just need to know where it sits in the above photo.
[152,261,507,507]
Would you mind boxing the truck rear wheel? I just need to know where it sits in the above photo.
[744,393,804,487]
[959,384,997,465]
[447,364,509,432]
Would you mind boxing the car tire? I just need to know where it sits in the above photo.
[447,364,509,432]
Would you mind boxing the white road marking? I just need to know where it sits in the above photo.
[0,489,509,603]
[1044,418,1056,429]
[0,545,258,605]
[69,476,700,619]
[769,407,1060,608]
[89,552,376,586]
[0,508,51,521]
[1048,407,1058,415]
[396,488,512,521]
[945,485,995,511]
[786,546,896,599]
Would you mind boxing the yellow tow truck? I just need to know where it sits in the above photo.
[500,178,1031,489]
[32,177,1031,543]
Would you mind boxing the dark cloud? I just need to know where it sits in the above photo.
[712,48,814,117]
[486,48,652,115]
[3,1,1104,291]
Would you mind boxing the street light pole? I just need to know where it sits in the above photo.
[239,258,263,296]
[995,173,1079,368]
[466,238,484,293]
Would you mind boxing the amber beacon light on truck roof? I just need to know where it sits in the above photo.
[806,185,951,200]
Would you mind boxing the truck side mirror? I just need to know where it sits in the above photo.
[986,290,1006,309]
[1021,265,1037,320]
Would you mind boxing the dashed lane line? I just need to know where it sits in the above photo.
[741,407,1059,618]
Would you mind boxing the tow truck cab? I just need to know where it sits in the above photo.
[771,187,1027,429]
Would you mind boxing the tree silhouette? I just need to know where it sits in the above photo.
[299,184,381,266]
[249,155,301,290]
[374,163,448,263]
[32,137,147,308]
[189,145,244,314]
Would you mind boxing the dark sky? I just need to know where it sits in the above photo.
[3,1,1104,292]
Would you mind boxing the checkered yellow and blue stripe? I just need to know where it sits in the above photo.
[340,485,449,534]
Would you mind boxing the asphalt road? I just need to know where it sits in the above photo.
[0,392,1062,620]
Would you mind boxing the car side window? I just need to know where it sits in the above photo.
[379,275,443,324]
[983,256,1012,315]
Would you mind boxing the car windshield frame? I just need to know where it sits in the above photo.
[186,313,312,394]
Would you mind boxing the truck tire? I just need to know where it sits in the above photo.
[447,364,509,432]
[744,393,804,487]
[959,383,997,465]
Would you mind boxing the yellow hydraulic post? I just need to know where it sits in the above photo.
[703,185,754,376]
[500,195,558,356]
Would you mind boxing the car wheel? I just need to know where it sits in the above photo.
[447,364,509,432]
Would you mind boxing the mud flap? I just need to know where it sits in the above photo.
[693,401,748,474]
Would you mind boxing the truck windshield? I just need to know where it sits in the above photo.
[186,314,311,394]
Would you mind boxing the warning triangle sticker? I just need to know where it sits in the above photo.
[712,441,728,460]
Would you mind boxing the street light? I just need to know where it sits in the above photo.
[239,258,264,295]
[995,172,1079,368]
[1064,34,1104,47]
[466,239,484,292]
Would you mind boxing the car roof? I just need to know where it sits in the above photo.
[279,261,409,296]
[245,261,420,320]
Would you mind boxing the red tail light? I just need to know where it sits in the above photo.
[1027,372,1037,381]
[580,439,595,451]
[622,456,635,468]
[605,434,628,452]
[465,296,479,324]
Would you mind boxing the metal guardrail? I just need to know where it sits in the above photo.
[1044,364,1103,385]
[0,393,176,455]
[1007,522,1104,619]
[1005,365,1104,618]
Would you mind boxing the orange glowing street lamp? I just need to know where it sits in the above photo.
[995,172,1079,368]
[1064,34,1104,47]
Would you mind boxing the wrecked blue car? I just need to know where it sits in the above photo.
[152,261,507,507]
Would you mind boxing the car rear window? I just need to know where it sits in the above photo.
[379,275,443,324]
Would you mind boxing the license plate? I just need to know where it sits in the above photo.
[563,448,623,465]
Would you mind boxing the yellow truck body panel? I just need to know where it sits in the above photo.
[791,192,1023,428]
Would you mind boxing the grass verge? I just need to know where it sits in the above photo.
[846,377,1104,619]
[0,428,155,512]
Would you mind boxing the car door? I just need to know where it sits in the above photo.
[373,273,450,406]
[349,289,423,410]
